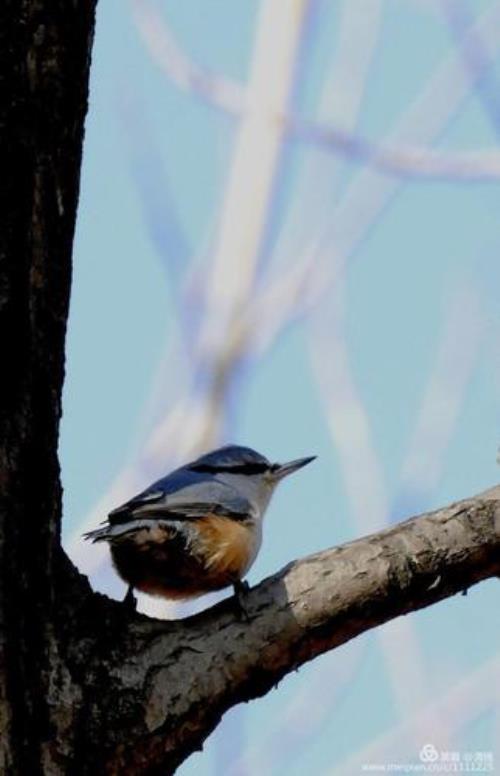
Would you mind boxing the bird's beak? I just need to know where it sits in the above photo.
[272,456,316,481]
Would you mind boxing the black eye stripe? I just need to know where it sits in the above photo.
[226,463,269,475]
[190,463,269,475]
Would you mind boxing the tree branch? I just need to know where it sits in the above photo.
[72,487,500,774]
[133,0,500,183]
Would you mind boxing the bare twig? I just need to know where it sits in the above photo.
[289,119,500,181]
[441,0,500,134]
[132,0,500,182]
[289,1,500,310]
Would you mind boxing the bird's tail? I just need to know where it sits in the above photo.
[83,518,180,543]
[82,525,115,543]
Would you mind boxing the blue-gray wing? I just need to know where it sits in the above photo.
[107,468,251,525]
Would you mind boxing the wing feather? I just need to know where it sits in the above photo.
[106,471,251,526]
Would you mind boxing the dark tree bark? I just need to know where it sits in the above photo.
[1,3,499,775]
[0,1,97,772]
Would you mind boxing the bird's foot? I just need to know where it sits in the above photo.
[233,579,251,621]
[123,585,137,612]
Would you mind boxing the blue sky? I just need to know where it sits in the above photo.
[61,1,500,773]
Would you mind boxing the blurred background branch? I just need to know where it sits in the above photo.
[133,0,500,181]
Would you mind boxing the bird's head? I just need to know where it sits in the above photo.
[189,445,316,518]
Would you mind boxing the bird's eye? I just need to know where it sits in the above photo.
[227,463,269,475]
[189,463,220,473]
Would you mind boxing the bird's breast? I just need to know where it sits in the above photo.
[193,513,260,579]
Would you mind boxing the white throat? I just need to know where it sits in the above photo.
[217,472,275,521]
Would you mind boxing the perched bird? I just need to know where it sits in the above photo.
[84,445,315,607]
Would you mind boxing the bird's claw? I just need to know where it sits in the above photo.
[233,580,251,621]
[123,586,137,612]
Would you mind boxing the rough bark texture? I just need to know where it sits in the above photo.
[0,1,97,772]
[1,2,500,775]
[60,490,500,774]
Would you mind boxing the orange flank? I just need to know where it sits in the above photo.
[195,513,253,580]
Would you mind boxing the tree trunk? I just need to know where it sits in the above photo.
[1,3,499,775]
[0,1,97,772]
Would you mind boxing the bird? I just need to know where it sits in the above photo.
[84,444,315,610]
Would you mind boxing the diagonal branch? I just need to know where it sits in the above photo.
[74,487,500,773]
